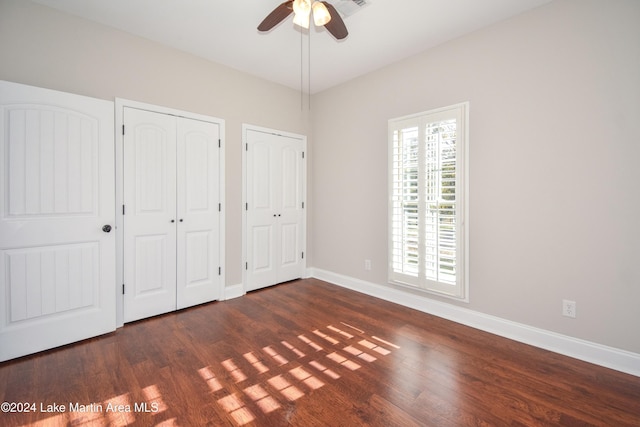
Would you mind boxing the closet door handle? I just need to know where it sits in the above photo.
[102,224,112,233]
[171,219,175,223]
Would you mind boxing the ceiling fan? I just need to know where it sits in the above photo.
[258,0,348,40]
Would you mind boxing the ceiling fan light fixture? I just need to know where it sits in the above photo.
[258,0,348,40]
[292,11,310,29]
[312,1,332,26]
[292,0,311,15]
[292,0,311,29]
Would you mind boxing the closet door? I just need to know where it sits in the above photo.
[123,107,177,322]
[176,117,221,309]
[245,128,305,292]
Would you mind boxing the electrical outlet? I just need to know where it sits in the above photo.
[364,259,371,271]
[562,300,576,318]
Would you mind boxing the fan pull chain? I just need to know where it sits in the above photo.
[308,28,311,109]
[300,29,303,110]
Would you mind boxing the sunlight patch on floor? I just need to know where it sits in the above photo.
[312,329,340,345]
[289,366,325,390]
[24,385,171,427]
[25,323,401,427]
[244,351,270,374]
[263,345,289,366]
[267,375,305,401]
[105,393,135,426]
[297,334,323,351]
[30,414,74,427]
[204,322,399,426]
[340,322,365,334]
[281,340,306,358]
[327,325,354,339]
[344,345,377,362]
[155,418,179,426]
[360,339,392,356]
[222,359,248,383]
[217,394,255,426]
[244,384,281,413]
[198,366,224,392]
[308,360,341,379]
[327,351,361,371]
[67,406,104,426]
[142,384,167,413]
[372,336,401,349]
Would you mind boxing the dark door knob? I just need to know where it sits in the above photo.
[102,224,112,233]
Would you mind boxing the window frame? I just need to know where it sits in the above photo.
[388,102,469,301]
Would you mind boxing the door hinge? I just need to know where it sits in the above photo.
[122,284,125,295]
[245,262,248,270]
[302,202,305,209]
[122,205,125,215]
[302,252,304,259]
[302,151,305,159]
[218,267,221,275]
[218,139,221,148]
[218,203,222,212]
[245,202,248,211]
[246,143,248,151]
[122,125,125,135]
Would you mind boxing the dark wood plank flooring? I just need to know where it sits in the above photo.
[1,278,638,426]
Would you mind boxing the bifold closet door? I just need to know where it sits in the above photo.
[123,108,221,322]
[0,80,116,361]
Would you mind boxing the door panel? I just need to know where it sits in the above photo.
[134,235,169,293]
[281,146,299,210]
[249,224,275,289]
[176,117,221,309]
[0,80,115,362]
[123,107,177,322]
[6,243,98,321]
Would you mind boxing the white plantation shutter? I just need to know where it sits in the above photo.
[389,103,468,299]
[391,125,420,277]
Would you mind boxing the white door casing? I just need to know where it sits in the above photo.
[244,126,306,292]
[122,105,223,322]
[0,80,116,362]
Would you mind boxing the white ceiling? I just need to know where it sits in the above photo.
[32,0,553,94]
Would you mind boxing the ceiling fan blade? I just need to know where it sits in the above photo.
[258,1,294,32]
[322,1,348,40]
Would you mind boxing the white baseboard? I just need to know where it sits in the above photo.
[223,283,245,301]
[309,268,640,378]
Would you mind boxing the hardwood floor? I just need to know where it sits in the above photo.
[1,278,638,426]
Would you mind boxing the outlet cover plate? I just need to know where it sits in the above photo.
[562,300,576,318]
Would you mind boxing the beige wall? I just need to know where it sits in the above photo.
[0,0,311,289]
[311,0,640,353]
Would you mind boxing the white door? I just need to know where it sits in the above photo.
[0,80,116,362]
[176,117,221,309]
[123,108,177,322]
[245,128,305,292]
[123,108,221,322]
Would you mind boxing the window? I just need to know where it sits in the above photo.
[388,103,468,300]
